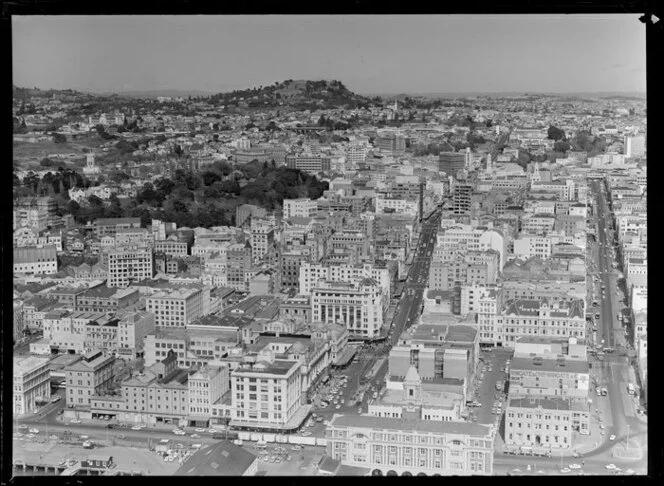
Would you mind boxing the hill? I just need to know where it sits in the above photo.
[13,85,92,100]
[209,79,374,109]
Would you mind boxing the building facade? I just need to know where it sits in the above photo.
[325,414,494,476]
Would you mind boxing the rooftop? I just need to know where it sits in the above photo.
[511,356,589,374]
[174,442,256,476]
[329,414,492,438]
[508,396,587,412]
[14,356,50,376]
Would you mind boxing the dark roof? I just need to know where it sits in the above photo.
[174,441,256,476]
[329,414,492,437]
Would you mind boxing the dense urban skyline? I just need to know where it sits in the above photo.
[13,14,646,95]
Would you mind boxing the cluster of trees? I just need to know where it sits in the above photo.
[411,141,455,156]
[546,126,606,157]
[15,168,91,199]
[63,161,328,229]
[547,125,566,141]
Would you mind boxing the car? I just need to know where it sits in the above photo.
[194,428,206,433]
[609,435,616,441]
[207,428,218,434]
[131,425,142,431]
[49,435,58,440]
[28,428,39,434]
[173,429,186,436]
[569,464,581,469]
[18,424,28,430]
[25,434,35,439]
[191,434,200,439]
[51,396,62,403]
[605,464,617,470]
[335,404,342,409]
[302,431,312,437]
[560,468,572,473]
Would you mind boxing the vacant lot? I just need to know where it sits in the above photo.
[14,136,107,170]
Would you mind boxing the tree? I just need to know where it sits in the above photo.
[547,125,566,141]
[553,141,571,152]
[87,195,103,207]
[52,133,67,144]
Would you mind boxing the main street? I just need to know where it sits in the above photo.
[389,207,443,346]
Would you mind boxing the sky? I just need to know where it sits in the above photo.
[12,15,647,95]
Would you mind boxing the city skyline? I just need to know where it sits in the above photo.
[13,14,647,95]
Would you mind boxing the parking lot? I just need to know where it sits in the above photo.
[252,443,327,475]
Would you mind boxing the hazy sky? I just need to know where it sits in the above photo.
[12,15,647,94]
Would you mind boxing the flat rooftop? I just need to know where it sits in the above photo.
[14,356,50,376]
[511,356,589,374]
[329,414,492,438]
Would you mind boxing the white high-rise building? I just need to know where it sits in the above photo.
[311,278,384,338]
[624,135,645,158]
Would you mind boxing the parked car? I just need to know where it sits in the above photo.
[173,429,186,436]
[28,428,39,434]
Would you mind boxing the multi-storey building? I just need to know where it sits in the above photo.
[624,135,645,158]
[229,355,306,431]
[188,363,230,426]
[154,239,188,257]
[512,235,553,260]
[452,183,474,215]
[64,350,115,408]
[88,350,189,426]
[115,227,151,248]
[13,356,51,415]
[144,327,239,369]
[311,278,384,339]
[279,249,311,291]
[375,134,406,154]
[369,366,464,422]
[299,262,391,303]
[226,242,252,291]
[13,245,58,275]
[436,224,507,271]
[13,299,25,344]
[285,155,331,174]
[325,415,494,476]
[93,217,141,238]
[84,315,120,355]
[13,196,57,232]
[145,286,210,327]
[438,150,471,176]
[107,248,154,287]
[504,397,588,452]
[388,320,479,396]
[250,220,274,263]
[283,198,318,220]
[117,311,156,359]
[74,285,140,313]
[428,251,499,291]
[498,298,586,347]
[375,197,418,216]
[500,281,586,303]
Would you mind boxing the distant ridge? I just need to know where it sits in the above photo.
[363,91,646,99]
[97,89,215,98]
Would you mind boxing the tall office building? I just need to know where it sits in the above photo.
[624,135,645,158]
[439,150,471,177]
[107,248,154,287]
[453,183,474,215]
